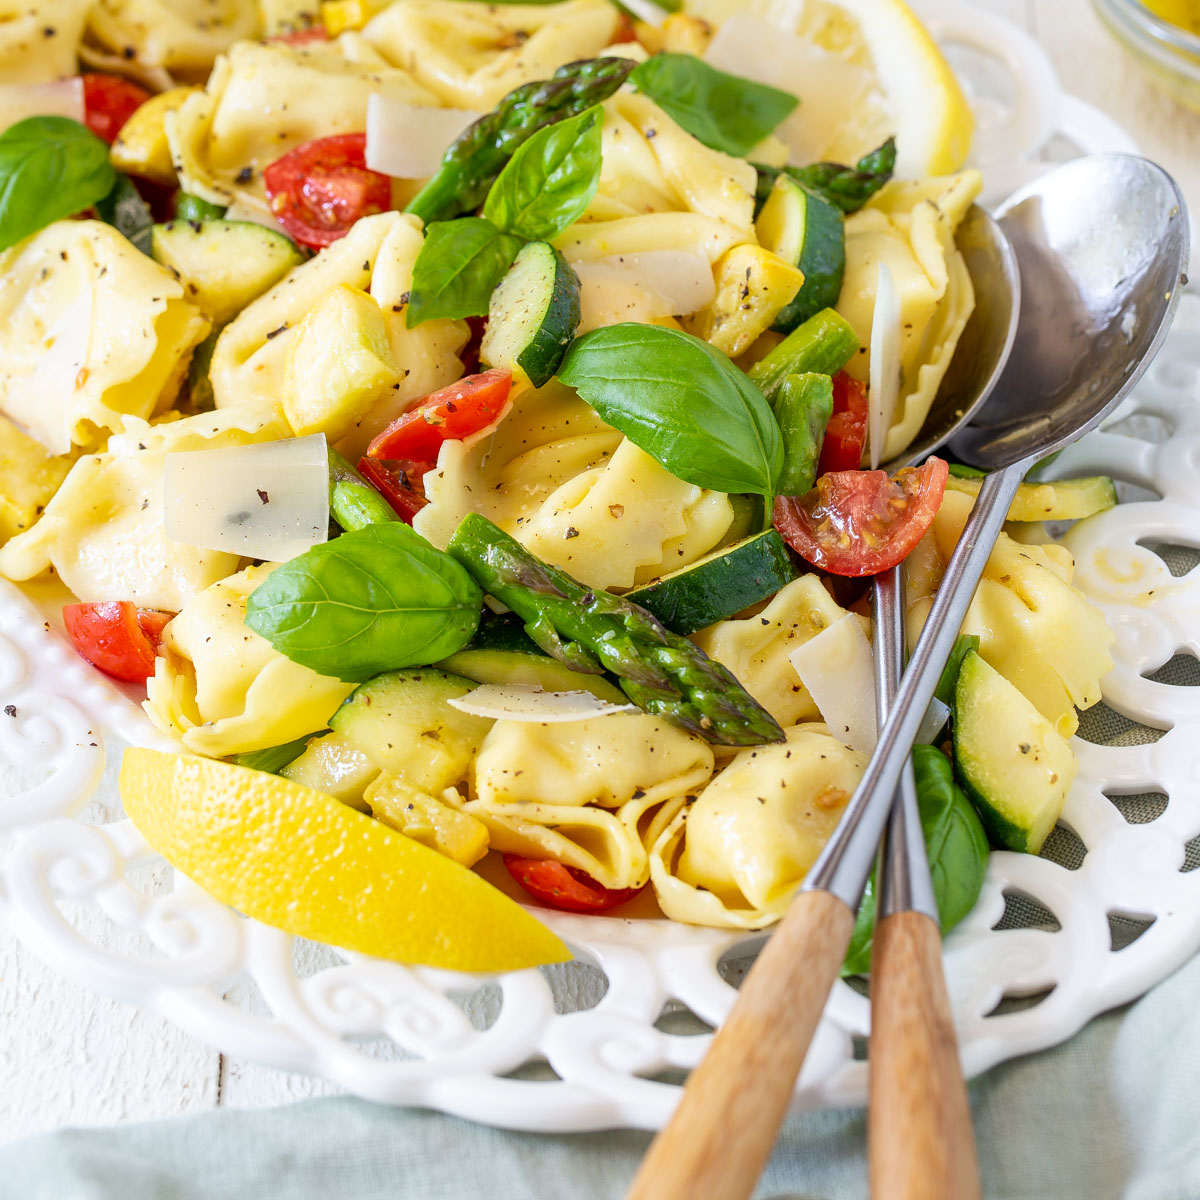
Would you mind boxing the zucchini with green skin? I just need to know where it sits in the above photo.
[626,530,797,635]
[749,308,859,404]
[945,473,1118,522]
[953,651,1076,854]
[405,57,635,226]
[755,175,846,334]
[281,731,377,809]
[481,241,581,387]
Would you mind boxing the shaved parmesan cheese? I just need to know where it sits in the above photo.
[0,79,84,134]
[164,433,330,563]
[868,262,901,469]
[366,95,481,179]
[788,614,877,752]
[618,0,670,26]
[573,251,715,332]
[447,684,638,722]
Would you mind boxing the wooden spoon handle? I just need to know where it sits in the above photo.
[625,888,854,1200]
[868,909,981,1200]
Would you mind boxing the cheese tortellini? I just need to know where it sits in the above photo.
[211,211,467,456]
[414,379,734,590]
[0,1,91,83]
[651,724,862,928]
[0,405,287,611]
[836,171,980,463]
[461,713,715,890]
[0,220,209,454]
[362,0,620,109]
[144,564,355,756]
[907,490,1115,737]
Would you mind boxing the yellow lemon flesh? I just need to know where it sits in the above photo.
[686,0,973,177]
[120,748,570,973]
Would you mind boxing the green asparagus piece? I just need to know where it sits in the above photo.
[405,57,636,225]
[775,372,833,496]
[749,308,859,404]
[754,137,897,216]
[447,513,785,747]
[327,449,400,532]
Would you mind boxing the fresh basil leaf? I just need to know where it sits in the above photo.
[95,173,155,256]
[245,523,483,682]
[0,116,117,252]
[483,105,603,241]
[630,54,797,157]
[558,323,784,500]
[406,217,524,328]
[842,745,989,976]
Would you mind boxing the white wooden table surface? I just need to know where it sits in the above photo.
[3,0,1199,1148]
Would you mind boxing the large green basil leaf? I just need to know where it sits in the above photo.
[406,217,524,327]
[483,105,603,241]
[630,54,797,157]
[842,744,989,975]
[0,116,117,251]
[558,323,784,500]
[245,523,483,682]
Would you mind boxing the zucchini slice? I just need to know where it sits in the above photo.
[953,651,1076,854]
[626,529,797,635]
[481,241,581,388]
[151,219,303,325]
[280,731,378,810]
[755,174,846,334]
[945,473,1118,522]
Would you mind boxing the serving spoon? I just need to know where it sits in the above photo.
[625,154,1188,1200]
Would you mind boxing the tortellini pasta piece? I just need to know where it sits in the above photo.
[907,490,1114,737]
[0,1,91,83]
[145,564,355,757]
[461,713,715,890]
[691,575,857,728]
[414,380,734,590]
[363,0,620,109]
[168,38,436,213]
[836,171,980,463]
[650,723,860,929]
[0,405,288,612]
[87,0,260,78]
[211,212,467,455]
[0,220,210,454]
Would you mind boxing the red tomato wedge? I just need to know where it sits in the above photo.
[816,371,869,477]
[356,456,430,524]
[62,602,173,683]
[366,368,513,462]
[81,74,152,144]
[503,856,647,915]
[773,457,949,578]
[263,133,391,249]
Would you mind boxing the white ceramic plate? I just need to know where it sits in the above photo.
[3,1,1199,1132]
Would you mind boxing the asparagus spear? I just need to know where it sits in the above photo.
[447,513,785,747]
[327,449,400,532]
[754,136,897,215]
[405,57,636,226]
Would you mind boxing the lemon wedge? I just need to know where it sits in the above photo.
[120,748,571,972]
[690,0,973,177]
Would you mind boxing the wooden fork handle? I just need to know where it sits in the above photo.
[869,909,981,1200]
[625,888,854,1200]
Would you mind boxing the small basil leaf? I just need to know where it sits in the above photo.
[483,105,603,241]
[95,173,155,256]
[630,54,797,157]
[245,523,483,682]
[406,217,525,327]
[0,116,117,252]
[558,323,784,500]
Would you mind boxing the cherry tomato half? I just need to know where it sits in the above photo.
[366,368,514,462]
[773,457,949,578]
[356,456,430,524]
[262,133,391,249]
[62,601,173,683]
[503,855,647,915]
[81,74,152,144]
[816,371,869,476]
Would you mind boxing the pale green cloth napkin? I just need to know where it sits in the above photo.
[3,948,1198,1200]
